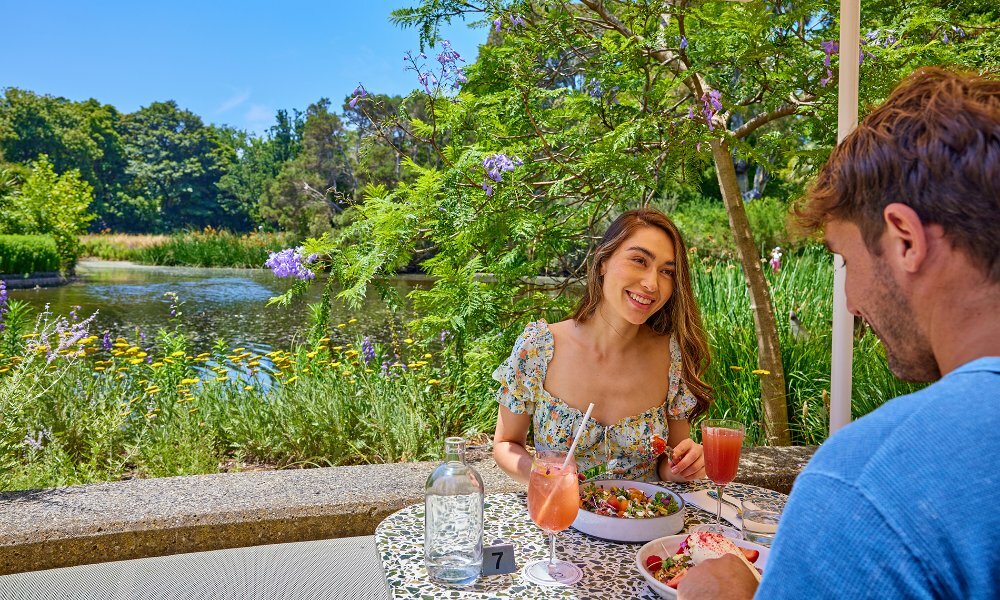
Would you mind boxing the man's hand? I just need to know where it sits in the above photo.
[677,554,759,600]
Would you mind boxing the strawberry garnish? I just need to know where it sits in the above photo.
[739,548,760,563]
[645,554,663,572]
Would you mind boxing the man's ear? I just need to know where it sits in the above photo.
[883,203,927,274]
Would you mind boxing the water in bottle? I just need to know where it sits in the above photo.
[424,436,485,585]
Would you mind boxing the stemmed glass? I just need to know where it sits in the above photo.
[524,451,583,586]
[693,419,745,538]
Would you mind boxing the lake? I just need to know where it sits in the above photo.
[6,261,424,353]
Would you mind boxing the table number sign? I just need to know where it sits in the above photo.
[481,539,517,575]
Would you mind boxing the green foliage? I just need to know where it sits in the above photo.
[81,231,299,268]
[0,155,94,270]
[0,235,61,274]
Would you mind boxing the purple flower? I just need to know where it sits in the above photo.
[439,330,450,343]
[481,153,522,194]
[349,84,368,109]
[23,427,50,451]
[680,36,688,50]
[510,14,526,28]
[102,332,113,351]
[701,89,723,130]
[405,39,467,95]
[820,40,839,87]
[0,280,7,332]
[361,336,376,364]
[585,78,602,98]
[493,17,502,32]
[482,183,494,197]
[265,248,316,280]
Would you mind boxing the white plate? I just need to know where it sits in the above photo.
[571,480,685,543]
[635,534,770,599]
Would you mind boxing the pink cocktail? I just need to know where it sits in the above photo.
[697,419,745,538]
[523,452,582,586]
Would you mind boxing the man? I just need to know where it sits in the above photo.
[679,67,1000,599]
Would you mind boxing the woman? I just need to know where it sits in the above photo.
[492,208,712,484]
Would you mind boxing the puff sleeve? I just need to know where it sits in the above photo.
[492,321,548,416]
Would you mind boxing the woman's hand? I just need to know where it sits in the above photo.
[663,438,705,482]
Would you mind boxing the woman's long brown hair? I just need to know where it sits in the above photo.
[571,208,713,421]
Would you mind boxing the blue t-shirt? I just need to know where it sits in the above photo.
[756,357,1000,599]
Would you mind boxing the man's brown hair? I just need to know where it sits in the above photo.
[796,67,1000,281]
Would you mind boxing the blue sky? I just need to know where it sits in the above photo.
[0,1,487,135]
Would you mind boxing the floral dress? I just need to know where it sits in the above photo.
[493,320,698,482]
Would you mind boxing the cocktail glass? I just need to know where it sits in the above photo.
[693,419,745,538]
[523,452,583,586]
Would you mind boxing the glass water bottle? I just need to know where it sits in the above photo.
[424,436,485,585]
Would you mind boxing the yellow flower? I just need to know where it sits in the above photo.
[730,366,744,372]
[171,350,185,358]
[423,353,432,359]
[136,351,148,359]
[180,378,200,385]
[330,361,342,367]
[285,376,298,384]
[365,369,373,373]
[151,362,164,368]
[0,367,9,374]
[197,352,210,358]
[244,385,253,391]
[94,366,105,372]
[129,358,143,365]
[345,349,358,357]
[216,375,229,382]
[234,347,246,353]
[348,318,358,324]
[145,386,161,394]
[188,407,199,413]
[333,346,343,351]
[337,323,346,329]
[318,337,330,344]
[306,351,317,358]
[752,369,771,375]
[428,379,441,385]
[404,338,414,344]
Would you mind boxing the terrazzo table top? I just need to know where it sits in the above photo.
[376,481,788,599]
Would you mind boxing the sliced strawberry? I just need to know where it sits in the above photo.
[645,554,663,572]
[666,568,688,588]
[739,548,760,563]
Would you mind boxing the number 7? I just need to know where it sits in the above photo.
[492,551,503,570]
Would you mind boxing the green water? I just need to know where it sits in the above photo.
[6,261,423,352]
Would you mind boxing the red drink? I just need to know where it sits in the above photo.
[527,458,580,534]
[703,426,744,486]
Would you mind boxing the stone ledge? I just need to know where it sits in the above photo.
[0,446,815,576]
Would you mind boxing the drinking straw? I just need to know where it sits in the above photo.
[562,403,595,470]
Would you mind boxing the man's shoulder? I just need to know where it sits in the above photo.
[806,357,1000,481]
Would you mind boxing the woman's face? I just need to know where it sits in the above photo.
[599,225,676,325]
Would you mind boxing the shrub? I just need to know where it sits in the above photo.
[0,235,61,275]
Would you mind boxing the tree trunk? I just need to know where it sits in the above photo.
[709,138,791,445]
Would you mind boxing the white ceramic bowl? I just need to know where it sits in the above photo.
[571,480,685,543]
[635,534,771,599]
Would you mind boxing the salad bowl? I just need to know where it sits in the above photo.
[571,479,685,543]
[636,534,770,599]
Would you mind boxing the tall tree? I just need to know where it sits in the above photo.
[120,101,229,231]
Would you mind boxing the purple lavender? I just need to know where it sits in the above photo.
[0,280,7,332]
[265,248,317,280]
[102,332,113,351]
[23,427,50,451]
[361,336,376,364]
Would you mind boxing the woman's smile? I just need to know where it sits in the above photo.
[626,289,655,310]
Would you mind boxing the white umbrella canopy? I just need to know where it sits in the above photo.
[830,0,861,435]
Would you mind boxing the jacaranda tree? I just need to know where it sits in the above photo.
[279,0,996,444]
